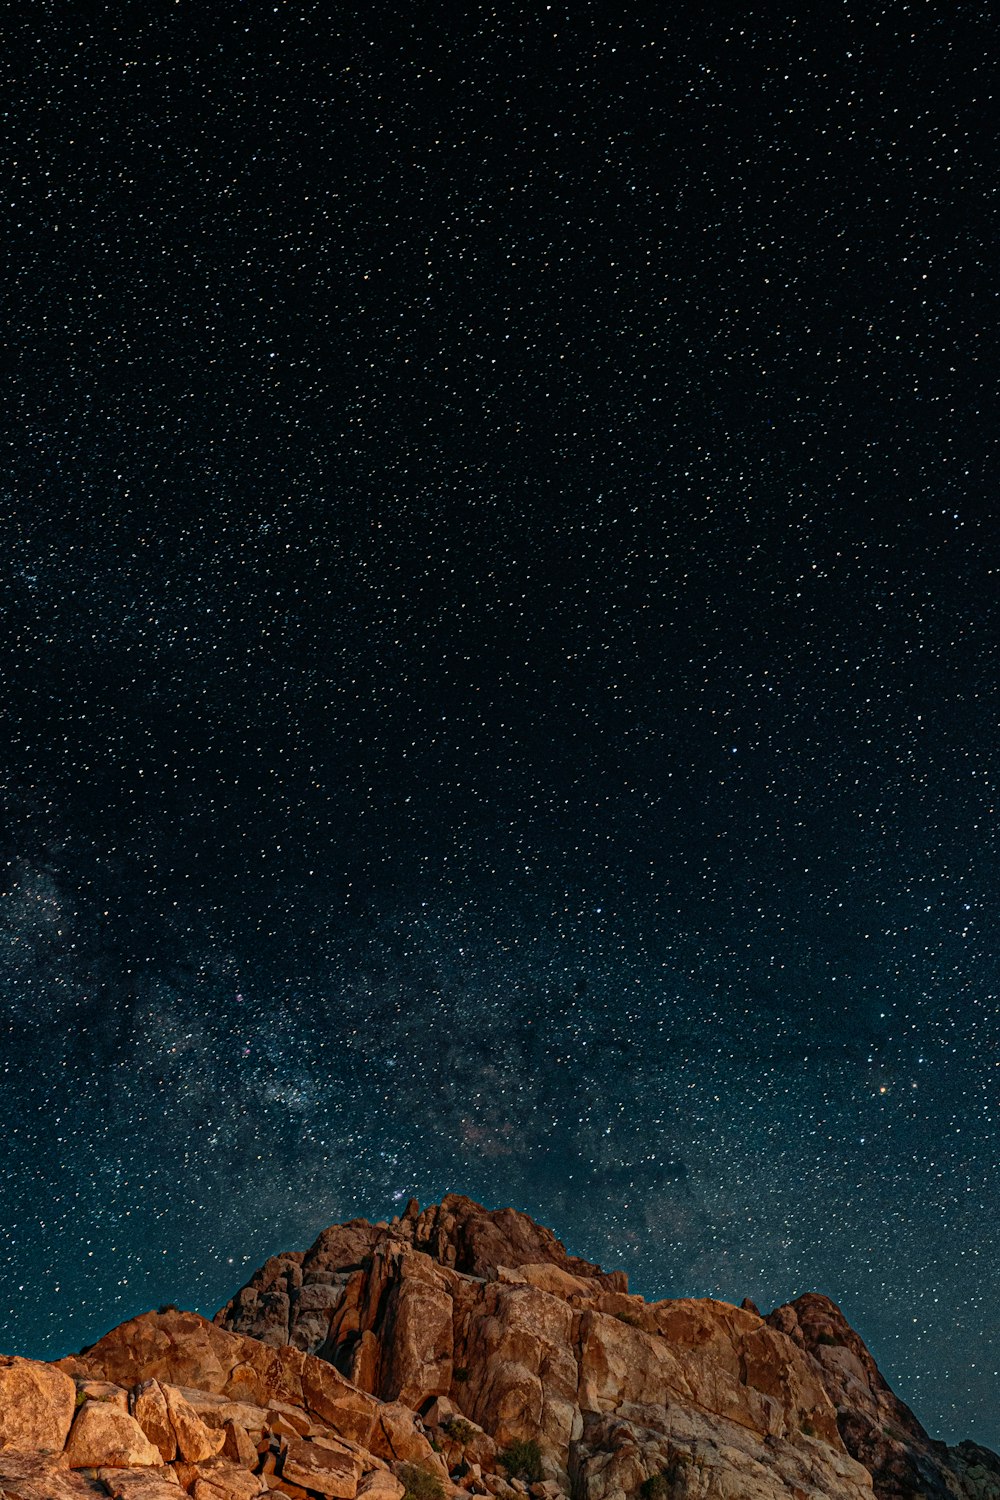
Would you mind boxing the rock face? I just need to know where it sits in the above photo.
[0,1194,996,1500]
[0,1354,76,1454]
[766,1292,999,1500]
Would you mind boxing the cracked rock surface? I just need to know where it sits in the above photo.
[1,1196,997,1500]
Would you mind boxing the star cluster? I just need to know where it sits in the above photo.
[2,0,999,1451]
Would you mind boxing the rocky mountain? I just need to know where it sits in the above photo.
[1,1195,998,1500]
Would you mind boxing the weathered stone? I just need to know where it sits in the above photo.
[75,1379,130,1409]
[281,1435,364,1496]
[98,1468,185,1499]
[132,1379,177,1462]
[297,1354,380,1445]
[367,1401,439,1467]
[0,1197,994,1500]
[171,1388,269,1439]
[163,1383,227,1462]
[378,1259,454,1407]
[266,1401,311,1437]
[184,1457,266,1500]
[356,1468,406,1500]
[64,1401,164,1468]
[768,1292,961,1500]
[0,1451,108,1498]
[0,1355,76,1454]
[222,1419,259,1467]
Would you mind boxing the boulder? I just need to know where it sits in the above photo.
[163,1383,227,1461]
[75,1379,130,1409]
[132,1379,177,1461]
[69,1309,379,1448]
[99,1470,185,1499]
[0,1451,108,1498]
[64,1401,164,1468]
[281,1435,364,1496]
[368,1401,439,1466]
[0,1355,76,1454]
[222,1419,259,1466]
[357,1469,406,1500]
[178,1457,266,1499]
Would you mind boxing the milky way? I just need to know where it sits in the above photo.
[2,1,999,1450]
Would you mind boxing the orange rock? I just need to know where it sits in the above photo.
[72,1309,378,1449]
[367,1401,439,1466]
[0,1355,76,1454]
[76,1379,130,1409]
[98,1469,185,1499]
[0,1450,109,1498]
[357,1468,405,1500]
[222,1419,259,1467]
[378,1257,454,1407]
[132,1379,177,1462]
[266,1400,312,1437]
[64,1401,164,1469]
[184,1456,266,1499]
[163,1383,227,1462]
[281,1435,364,1497]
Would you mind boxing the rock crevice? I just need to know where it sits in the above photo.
[0,1196,994,1500]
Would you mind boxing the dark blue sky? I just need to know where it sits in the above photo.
[2,0,998,1451]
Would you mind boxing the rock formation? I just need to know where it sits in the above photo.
[0,1194,997,1500]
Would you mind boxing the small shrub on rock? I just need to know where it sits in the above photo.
[443,1417,478,1445]
[399,1464,446,1500]
[499,1439,543,1483]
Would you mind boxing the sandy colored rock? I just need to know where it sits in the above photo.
[132,1379,177,1462]
[266,1400,311,1437]
[171,1388,269,1438]
[768,1292,961,1500]
[297,1354,380,1445]
[0,1196,994,1500]
[378,1258,454,1406]
[281,1435,364,1496]
[183,1457,266,1500]
[64,1401,164,1468]
[163,1382,227,1461]
[98,1469,185,1499]
[70,1309,378,1449]
[75,1378,130,1409]
[222,1419,259,1467]
[0,1355,76,1455]
[0,1450,108,1498]
[367,1401,439,1466]
[357,1469,406,1500]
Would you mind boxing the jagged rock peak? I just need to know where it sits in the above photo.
[1,1196,998,1500]
[214,1195,627,1354]
[290,1194,619,1281]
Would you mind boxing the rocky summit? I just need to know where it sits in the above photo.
[1,1196,998,1500]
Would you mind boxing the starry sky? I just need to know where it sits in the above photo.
[2,0,999,1452]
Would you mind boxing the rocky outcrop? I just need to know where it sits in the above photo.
[766,1292,996,1500]
[215,1199,624,1357]
[0,1195,996,1500]
[0,1354,77,1454]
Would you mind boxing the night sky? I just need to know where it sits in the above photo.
[3,0,999,1452]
